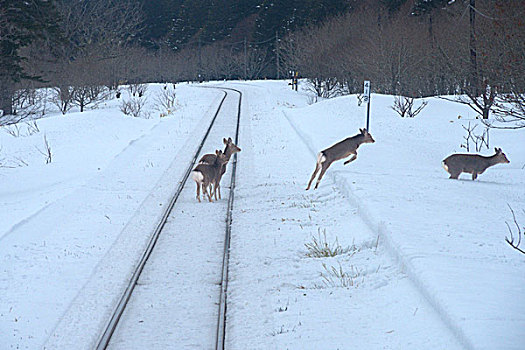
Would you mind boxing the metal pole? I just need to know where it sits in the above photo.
[366,97,371,131]
[363,80,371,131]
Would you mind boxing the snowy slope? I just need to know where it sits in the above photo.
[283,85,525,350]
[0,85,225,349]
[0,81,523,350]
[225,82,463,349]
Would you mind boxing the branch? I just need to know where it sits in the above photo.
[505,204,525,255]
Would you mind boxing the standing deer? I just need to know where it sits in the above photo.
[442,147,510,180]
[199,137,241,200]
[306,128,375,190]
[191,150,228,202]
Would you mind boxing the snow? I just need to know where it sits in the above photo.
[0,81,524,349]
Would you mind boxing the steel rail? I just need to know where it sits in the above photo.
[96,89,230,350]
[215,87,242,350]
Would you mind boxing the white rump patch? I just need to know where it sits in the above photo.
[191,170,204,183]
[442,162,449,172]
[317,152,326,164]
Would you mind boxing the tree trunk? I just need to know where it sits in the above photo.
[0,78,14,117]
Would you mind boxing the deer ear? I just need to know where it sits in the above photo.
[223,138,228,144]
[359,128,363,133]
[228,137,232,142]
[495,147,500,153]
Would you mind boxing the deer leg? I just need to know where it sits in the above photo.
[201,183,207,200]
[343,154,357,165]
[196,182,201,202]
[314,162,332,189]
[472,172,478,181]
[212,182,218,201]
[217,182,221,200]
[449,172,460,179]
[203,182,213,202]
[306,162,321,190]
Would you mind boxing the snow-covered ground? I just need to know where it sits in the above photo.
[0,81,523,349]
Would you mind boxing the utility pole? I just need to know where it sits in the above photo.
[275,32,280,80]
[469,0,478,96]
[198,35,202,82]
[243,37,247,80]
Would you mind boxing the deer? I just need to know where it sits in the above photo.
[191,150,228,202]
[199,137,241,200]
[442,147,510,180]
[306,128,375,190]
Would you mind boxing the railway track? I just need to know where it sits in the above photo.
[96,87,242,350]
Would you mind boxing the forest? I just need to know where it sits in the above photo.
[1,0,524,124]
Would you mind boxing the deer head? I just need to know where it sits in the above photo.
[360,128,375,143]
[223,137,241,158]
[215,149,228,164]
[494,147,510,164]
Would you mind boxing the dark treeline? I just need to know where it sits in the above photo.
[1,0,524,118]
[283,0,525,99]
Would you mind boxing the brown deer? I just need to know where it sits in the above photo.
[442,147,510,180]
[306,128,375,190]
[199,137,241,199]
[191,150,228,202]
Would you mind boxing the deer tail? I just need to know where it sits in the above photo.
[191,170,204,183]
[317,152,326,164]
[441,160,449,172]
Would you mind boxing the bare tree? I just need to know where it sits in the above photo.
[37,134,52,164]
[55,0,144,59]
[154,85,177,114]
[488,93,525,129]
[281,2,436,98]
[505,205,525,255]
[72,85,108,112]
[45,0,145,98]
[460,122,490,152]
[232,45,270,80]
[435,1,525,121]
[391,96,428,118]
[51,85,75,115]
[120,96,149,119]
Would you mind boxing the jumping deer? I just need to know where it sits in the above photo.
[442,147,510,180]
[306,128,375,190]
[191,150,228,202]
[199,137,241,199]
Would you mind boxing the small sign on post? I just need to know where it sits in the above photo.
[363,80,371,130]
[288,70,298,91]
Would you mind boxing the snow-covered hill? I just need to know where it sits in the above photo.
[0,81,523,349]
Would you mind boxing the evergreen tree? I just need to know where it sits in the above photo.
[254,0,351,41]
[139,0,182,48]
[168,0,259,50]
[381,0,408,13]
[411,0,450,16]
[0,0,59,116]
